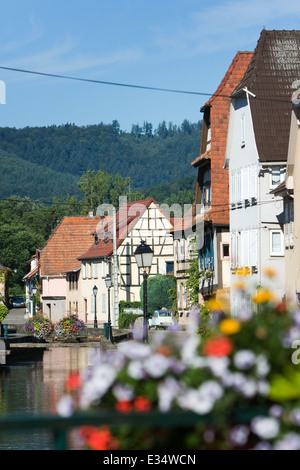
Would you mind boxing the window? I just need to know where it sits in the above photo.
[270,230,284,256]
[166,261,174,274]
[241,113,245,147]
[202,168,211,204]
[206,126,211,151]
[81,263,86,279]
[270,166,284,189]
[221,243,230,260]
[102,260,107,278]
[102,294,106,313]
[284,199,294,248]
[93,262,98,279]
[86,262,91,278]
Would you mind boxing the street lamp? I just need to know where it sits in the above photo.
[105,274,113,343]
[92,285,98,328]
[134,240,154,343]
[32,286,37,316]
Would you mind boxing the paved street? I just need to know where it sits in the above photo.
[3,307,27,325]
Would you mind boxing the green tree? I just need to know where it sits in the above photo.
[184,237,200,307]
[140,274,176,314]
[78,169,112,213]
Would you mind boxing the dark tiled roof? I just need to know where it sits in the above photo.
[233,29,300,162]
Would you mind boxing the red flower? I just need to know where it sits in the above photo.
[85,426,119,450]
[203,336,233,357]
[134,396,151,412]
[115,400,133,413]
[275,301,286,313]
[65,372,81,391]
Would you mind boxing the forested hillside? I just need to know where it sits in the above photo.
[0,119,201,295]
[0,119,202,199]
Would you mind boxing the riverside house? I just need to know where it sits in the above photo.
[77,198,175,327]
[37,215,101,322]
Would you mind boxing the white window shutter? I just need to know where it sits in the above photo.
[249,229,258,267]
[250,166,257,199]
[237,169,241,203]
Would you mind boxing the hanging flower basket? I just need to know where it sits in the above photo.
[54,314,85,341]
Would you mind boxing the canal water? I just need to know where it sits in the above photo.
[0,346,100,450]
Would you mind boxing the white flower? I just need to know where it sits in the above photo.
[118,341,151,360]
[240,379,257,398]
[181,336,201,365]
[273,433,300,450]
[251,417,280,439]
[80,363,116,407]
[127,360,145,380]
[56,395,74,417]
[178,389,213,415]
[113,384,134,402]
[198,380,224,401]
[255,355,270,377]
[257,380,270,396]
[158,377,181,412]
[233,350,256,370]
[207,357,229,377]
[230,425,249,446]
[144,353,170,378]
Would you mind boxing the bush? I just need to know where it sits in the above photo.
[24,314,54,339]
[119,301,142,313]
[0,305,9,322]
[140,274,176,313]
[118,312,143,329]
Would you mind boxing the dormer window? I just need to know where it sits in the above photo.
[202,167,211,204]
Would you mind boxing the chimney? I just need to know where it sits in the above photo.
[88,208,94,219]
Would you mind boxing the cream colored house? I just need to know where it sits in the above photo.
[77,198,175,327]
[272,89,300,306]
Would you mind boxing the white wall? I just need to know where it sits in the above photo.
[226,94,286,312]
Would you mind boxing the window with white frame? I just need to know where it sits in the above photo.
[206,126,211,151]
[81,263,86,279]
[102,294,106,313]
[231,166,258,205]
[270,229,284,256]
[93,262,98,279]
[284,199,294,248]
[86,262,91,278]
[102,260,107,278]
[231,229,258,268]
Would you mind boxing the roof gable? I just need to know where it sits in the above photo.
[78,198,165,260]
[39,216,101,276]
[232,29,300,162]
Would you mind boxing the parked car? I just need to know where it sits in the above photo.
[148,309,175,329]
[12,296,25,308]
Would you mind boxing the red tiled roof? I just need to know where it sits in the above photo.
[232,29,300,162]
[39,216,102,276]
[23,266,38,280]
[78,198,160,260]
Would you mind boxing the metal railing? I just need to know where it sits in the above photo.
[0,406,268,450]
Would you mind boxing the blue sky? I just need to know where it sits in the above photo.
[1,0,300,132]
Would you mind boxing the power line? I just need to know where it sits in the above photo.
[0,65,212,97]
[0,65,292,104]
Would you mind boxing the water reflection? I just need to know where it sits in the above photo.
[0,346,101,450]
